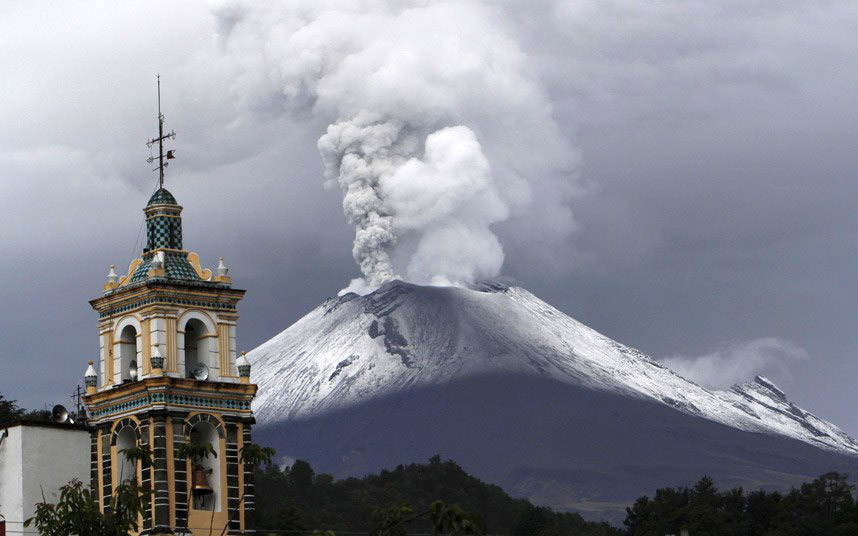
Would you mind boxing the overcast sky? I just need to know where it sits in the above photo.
[2,0,857,434]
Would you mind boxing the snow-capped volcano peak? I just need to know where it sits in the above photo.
[250,281,858,455]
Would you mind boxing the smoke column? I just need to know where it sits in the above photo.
[212,0,579,293]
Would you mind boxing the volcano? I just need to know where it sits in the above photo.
[249,281,858,520]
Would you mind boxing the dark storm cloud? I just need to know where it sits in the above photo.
[1,1,857,434]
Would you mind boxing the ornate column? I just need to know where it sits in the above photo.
[242,420,255,534]
[139,418,153,533]
[225,422,241,535]
[172,416,189,534]
[151,412,172,534]
[99,425,112,512]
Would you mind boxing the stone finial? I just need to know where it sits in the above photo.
[214,257,232,284]
[103,265,120,292]
[148,251,166,277]
[237,351,251,383]
[85,360,98,394]
[151,343,164,375]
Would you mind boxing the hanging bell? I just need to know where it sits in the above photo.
[191,464,213,495]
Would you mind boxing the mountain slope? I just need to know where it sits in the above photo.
[252,281,857,453]
[249,281,858,519]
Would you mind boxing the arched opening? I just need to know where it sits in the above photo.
[184,318,211,379]
[118,325,138,382]
[115,427,137,483]
[189,421,221,512]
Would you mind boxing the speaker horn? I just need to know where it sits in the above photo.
[52,404,74,424]
[191,363,209,382]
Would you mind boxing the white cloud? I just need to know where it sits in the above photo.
[661,337,809,390]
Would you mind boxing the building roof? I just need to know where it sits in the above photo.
[129,250,203,283]
[147,187,178,206]
[0,419,91,432]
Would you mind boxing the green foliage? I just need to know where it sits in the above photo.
[290,459,316,489]
[22,408,53,421]
[240,443,276,467]
[513,504,592,536]
[428,500,486,535]
[371,503,415,536]
[0,394,24,424]
[370,500,485,536]
[176,440,217,463]
[119,444,153,466]
[624,472,858,535]
[255,456,621,536]
[0,392,67,425]
[24,479,148,536]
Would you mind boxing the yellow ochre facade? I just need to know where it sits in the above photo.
[83,186,257,536]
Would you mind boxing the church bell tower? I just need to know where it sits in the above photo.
[82,79,257,535]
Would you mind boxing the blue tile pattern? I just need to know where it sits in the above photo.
[145,188,182,250]
[146,211,183,251]
[90,392,252,418]
[99,297,236,318]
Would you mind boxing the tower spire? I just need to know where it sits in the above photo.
[147,74,176,188]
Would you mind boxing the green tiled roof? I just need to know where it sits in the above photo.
[130,251,202,282]
[147,188,177,206]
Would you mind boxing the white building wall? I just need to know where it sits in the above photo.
[0,424,89,529]
[0,426,24,530]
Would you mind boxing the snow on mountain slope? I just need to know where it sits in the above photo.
[250,281,858,455]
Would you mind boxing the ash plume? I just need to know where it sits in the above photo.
[212,0,580,293]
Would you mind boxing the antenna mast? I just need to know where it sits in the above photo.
[146,74,176,188]
[70,384,84,421]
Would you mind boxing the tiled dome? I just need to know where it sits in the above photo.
[147,187,178,206]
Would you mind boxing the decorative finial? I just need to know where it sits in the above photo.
[148,251,166,278]
[146,74,177,189]
[217,257,229,277]
[214,257,232,283]
[84,361,98,394]
[104,265,121,292]
[151,251,165,269]
[237,351,251,383]
[107,265,119,283]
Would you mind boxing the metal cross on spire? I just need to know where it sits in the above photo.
[146,74,176,189]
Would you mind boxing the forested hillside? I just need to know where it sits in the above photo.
[624,473,858,535]
[255,456,622,535]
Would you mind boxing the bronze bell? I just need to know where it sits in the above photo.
[191,464,213,495]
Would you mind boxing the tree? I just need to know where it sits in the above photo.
[0,394,24,424]
[625,472,858,535]
[25,479,149,536]
[25,447,151,536]
[118,444,153,484]
[254,456,620,536]
[290,459,316,489]
[370,500,485,536]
